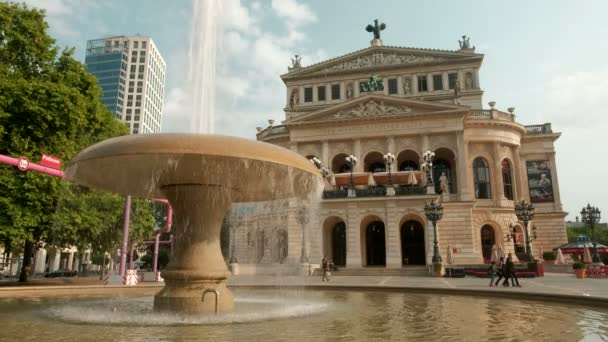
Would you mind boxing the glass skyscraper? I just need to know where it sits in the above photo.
[85,36,166,134]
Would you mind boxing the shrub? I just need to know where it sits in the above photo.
[543,251,556,261]
[572,262,586,270]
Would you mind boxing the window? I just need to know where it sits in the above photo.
[304,87,313,102]
[331,84,341,100]
[417,75,428,92]
[138,65,145,73]
[132,51,138,56]
[134,41,139,49]
[473,158,492,199]
[502,159,514,200]
[448,73,458,89]
[142,41,147,49]
[388,78,398,94]
[140,57,145,63]
[130,65,136,72]
[433,74,443,91]
[317,86,326,101]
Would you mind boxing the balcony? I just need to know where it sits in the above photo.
[466,110,515,122]
[322,171,428,199]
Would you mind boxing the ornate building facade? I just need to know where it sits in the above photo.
[229,31,567,271]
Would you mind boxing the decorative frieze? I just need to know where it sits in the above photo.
[323,53,445,73]
[335,100,412,119]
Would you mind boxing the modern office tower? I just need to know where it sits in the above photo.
[85,35,166,134]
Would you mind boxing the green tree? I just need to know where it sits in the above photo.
[0,2,128,281]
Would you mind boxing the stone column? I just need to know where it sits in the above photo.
[412,75,418,95]
[321,140,329,167]
[346,203,362,268]
[493,143,506,202]
[353,139,363,172]
[512,146,524,201]
[474,69,480,89]
[340,81,346,100]
[548,152,563,211]
[299,86,305,105]
[72,254,80,273]
[383,78,389,96]
[397,77,403,96]
[427,74,433,92]
[385,203,401,268]
[313,84,318,102]
[354,80,361,97]
[457,132,473,201]
[442,71,449,91]
[421,135,430,152]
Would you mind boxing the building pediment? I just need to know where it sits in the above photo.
[286,94,469,125]
[282,46,482,80]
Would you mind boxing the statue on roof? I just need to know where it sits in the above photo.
[360,75,384,93]
[366,19,386,40]
[458,35,474,50]
[288,54,302,71]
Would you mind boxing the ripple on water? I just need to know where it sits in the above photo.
[41,296,329,326]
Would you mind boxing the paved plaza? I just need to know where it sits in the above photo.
[2,273,608,307]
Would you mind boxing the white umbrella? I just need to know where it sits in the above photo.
[583,246,593,264]
[407,171,418,185]
[367,173,377,186]
[555,248,565,265]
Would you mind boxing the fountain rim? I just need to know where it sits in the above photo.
[66,133,320,177]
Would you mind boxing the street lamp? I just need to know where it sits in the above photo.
[514,200,535,260]
[581,204,602,264]
[421,150,435,186]
[424,199,444,263]
[309,156,322,169]
[383,152,395,186]
[345,155,357,189]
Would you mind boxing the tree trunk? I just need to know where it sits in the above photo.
[99,251,106,280]
[19,240,34,282]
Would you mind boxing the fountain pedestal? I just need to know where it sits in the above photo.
[154,184,234,313]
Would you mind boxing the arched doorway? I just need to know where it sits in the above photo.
[332,153,351,174]
[432,148,457,194]
[364,151,385,173]
[397,150,420,171]
[332,222,346,266]
[366,221,386,266]
[481,225,495,261]
[401,220,426,265]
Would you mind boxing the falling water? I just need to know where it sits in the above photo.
[189,0,223,134]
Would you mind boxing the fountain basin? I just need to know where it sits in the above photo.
[64,134,320,313]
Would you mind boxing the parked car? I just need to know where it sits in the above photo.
[44,269,78,278]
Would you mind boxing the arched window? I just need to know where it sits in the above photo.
[502,159,514,200]
[480,225,495,261]
[399,160,418,171]
[473,158,491,199]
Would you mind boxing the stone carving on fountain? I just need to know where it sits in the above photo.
[323,53,444,73]
[334,100,412,119]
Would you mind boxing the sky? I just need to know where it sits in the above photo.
[20,0,608,222]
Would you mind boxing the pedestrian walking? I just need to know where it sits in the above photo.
[321,256,331,281]
[505,253,521,287]
[488,261,497,287]
[494,257,509,287]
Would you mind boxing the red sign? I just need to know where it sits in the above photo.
[41,154,61,169]
[17,157,30,171]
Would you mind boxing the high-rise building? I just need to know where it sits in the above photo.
[85,35,166,134]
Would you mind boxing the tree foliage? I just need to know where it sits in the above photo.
[0,2,133,281]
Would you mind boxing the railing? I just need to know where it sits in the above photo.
[395,185,427,196]
[355,186,387,197]
[323,189,348,199]
[525,123,552,134]
[466,110,515,122]
[322,185,426,199]
[257,125,288,140]
[202,288,220,315]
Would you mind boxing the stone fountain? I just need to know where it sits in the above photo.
[64,133,319,313]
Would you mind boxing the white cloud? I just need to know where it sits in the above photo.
[271,0,317,27]
[23,0,98,38]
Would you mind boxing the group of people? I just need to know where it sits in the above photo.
[488,253,521,287]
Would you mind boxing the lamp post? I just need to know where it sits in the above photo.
[514,200,535,261]
[345,155,357,189]
[383,152,395,187]
[581,204,602,264]
[421,150,435,185]
[424,199,444,263]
